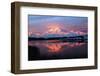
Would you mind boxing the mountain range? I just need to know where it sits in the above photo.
[29,31,86,38]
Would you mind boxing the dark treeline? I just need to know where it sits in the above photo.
[28,35,87,42]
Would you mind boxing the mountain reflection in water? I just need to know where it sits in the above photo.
[28,40,88,60]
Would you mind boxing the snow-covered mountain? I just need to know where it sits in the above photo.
[29,31,86,38]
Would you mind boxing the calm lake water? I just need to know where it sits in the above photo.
[28,40,88,61]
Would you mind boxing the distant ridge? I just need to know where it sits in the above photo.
[29,35,87,42]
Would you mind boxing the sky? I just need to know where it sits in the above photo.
[28,15,88,37]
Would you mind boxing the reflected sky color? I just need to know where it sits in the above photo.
[28,15,88,37]
[29,40,85,53]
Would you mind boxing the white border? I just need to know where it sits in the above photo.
[20,7,95,70]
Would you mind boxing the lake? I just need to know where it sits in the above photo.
[28,40,88,61]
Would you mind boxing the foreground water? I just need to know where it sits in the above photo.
[28,40,88,61]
